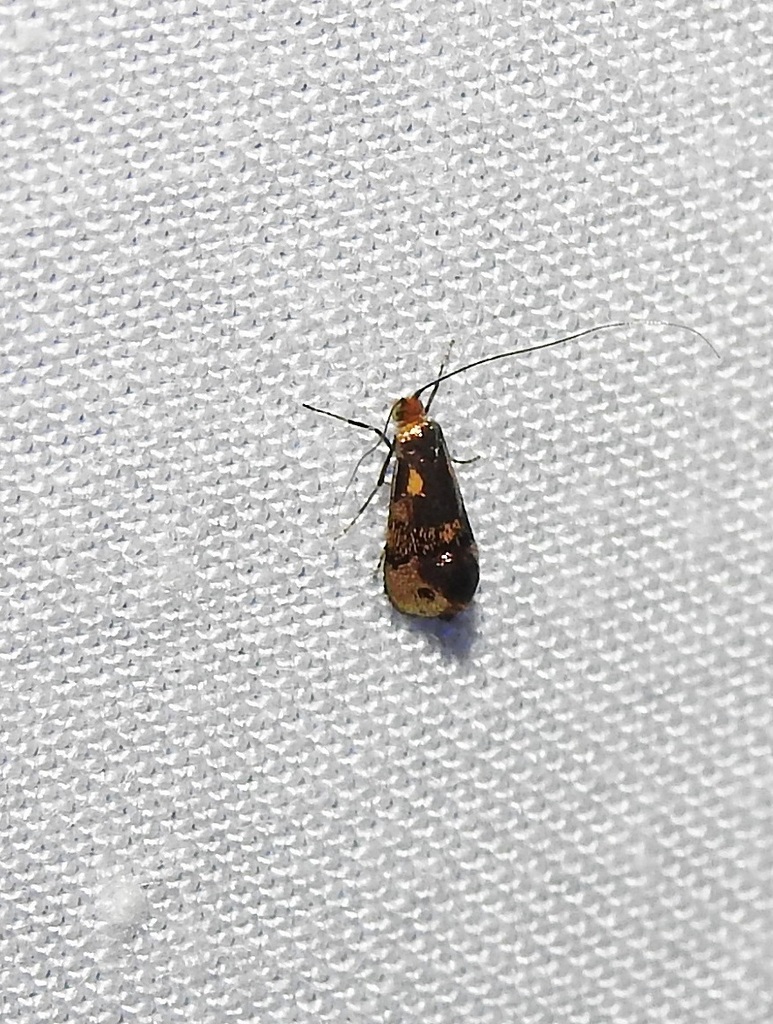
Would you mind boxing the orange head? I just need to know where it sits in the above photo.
[390,396,427,428]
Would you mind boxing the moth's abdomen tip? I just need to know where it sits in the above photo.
[385,545,479,619]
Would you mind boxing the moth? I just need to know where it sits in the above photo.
[304,321,717,619]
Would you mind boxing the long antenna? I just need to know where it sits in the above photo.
[412,320,720,402]
[301,403,389,444]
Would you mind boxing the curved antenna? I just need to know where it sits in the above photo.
[302,402,396,534]
[301,402,390,445]
[412,320,720,402]
[339,440,395,536]
[424,337,457,414]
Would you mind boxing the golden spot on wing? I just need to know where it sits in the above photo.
[407,467,424,496]
[383,548,478,620]
[384,559,454,618]
[439,518,462,543]
[390,497,413,526]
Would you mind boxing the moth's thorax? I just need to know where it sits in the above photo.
[391,397,443,457]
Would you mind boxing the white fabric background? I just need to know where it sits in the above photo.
[2,2,772,1022]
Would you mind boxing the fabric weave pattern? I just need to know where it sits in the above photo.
[2,3,772,1022]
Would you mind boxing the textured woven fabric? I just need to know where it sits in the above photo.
[2,2,772,1022]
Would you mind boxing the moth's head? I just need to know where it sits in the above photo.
[390,396,426,428]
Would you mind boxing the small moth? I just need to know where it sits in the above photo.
[304,321,717,620]
[381,391,479,618]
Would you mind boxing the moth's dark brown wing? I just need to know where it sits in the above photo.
[386,421,475,550]
[384,420,478,618]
